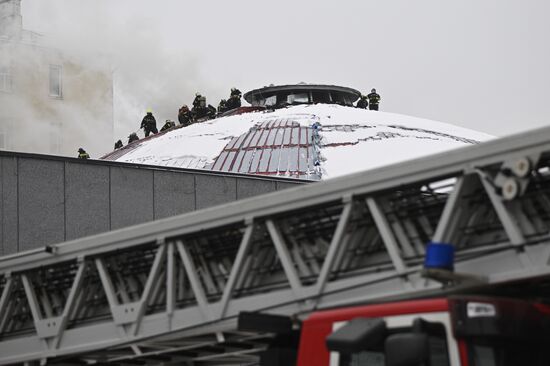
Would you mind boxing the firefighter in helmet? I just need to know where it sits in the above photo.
[128,132,139,144]
[178,105,193,126]
[140,109,158,137]
[217,99,228,114]
[192,94,209,120]
[230,87,241,97]
[160,120,176,132]
[225,87,242,110]
[77,148,90,159]
[192,93,202,109]
[207,104,217,119]
[367,88,381,111]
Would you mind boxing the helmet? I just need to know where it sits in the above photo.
[371,88,376,93]
[78,148,84,153]
[195,92,201,97]
[231,87,236,92]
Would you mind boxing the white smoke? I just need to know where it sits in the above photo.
[1,0,225,158]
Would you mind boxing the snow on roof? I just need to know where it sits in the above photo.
[101,104,494,180]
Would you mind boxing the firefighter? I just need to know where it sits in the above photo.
[356,95,369,109]
[192,93,202,109]
[140,109,158,137]
[191,95,209,120]
[207,104,217,119]
[160,119,176,132]
[367,88,381,111]
[230,87,242,97]
[217,99,228,114]
[114,139,123,149]
[178,105,193,126]
[225,87,242,110]
[128,132,139,144]
[77,148,90,159]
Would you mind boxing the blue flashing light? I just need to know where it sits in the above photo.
[424,242,455,270]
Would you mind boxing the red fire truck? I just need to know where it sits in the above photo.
[291,296,550,366]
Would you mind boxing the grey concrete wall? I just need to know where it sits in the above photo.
[153,171,195,219]
[1,157,18,256]
[110,167,155,230]
[18,158,65,251]
[196,175,237,210]
[0,152,306,255]
[65,163,110,240]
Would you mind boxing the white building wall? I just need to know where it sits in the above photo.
[0,0,114,157]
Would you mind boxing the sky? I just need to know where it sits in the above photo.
[21,0,550,142]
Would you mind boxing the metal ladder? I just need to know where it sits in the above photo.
[1,126,550,365]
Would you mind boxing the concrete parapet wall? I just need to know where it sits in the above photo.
[0,152,306,255]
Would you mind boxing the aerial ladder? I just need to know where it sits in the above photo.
[0,125,549,365]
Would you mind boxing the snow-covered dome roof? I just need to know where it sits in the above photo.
[101,104,494,180]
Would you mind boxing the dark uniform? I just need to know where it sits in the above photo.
[160,120,176,132]
[192,93,204,110]
[231,88,241,97]
[225,88,242,110]
[225,94,241,110]
[77,148,90,159]
[192,95,209,120]
[207,104,217,119]
[367,89,381,111]
[356,96,369,109]
[141,112,158,137]
[114,140,123,149]
[128,132,139,144]
[178,105,193,126]
[217,99,228,114]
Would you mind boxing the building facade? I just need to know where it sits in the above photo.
[0,0,113,157]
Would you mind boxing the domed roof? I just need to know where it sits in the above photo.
[101,104,493,180]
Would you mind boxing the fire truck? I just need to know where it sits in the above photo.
[294,295,550,366]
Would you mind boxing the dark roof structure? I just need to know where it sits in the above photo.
[244,83,362,108]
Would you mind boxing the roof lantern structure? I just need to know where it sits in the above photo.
[243,83,361,109]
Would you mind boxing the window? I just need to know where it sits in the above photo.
[338,322,450,366]
[287,93,309,104]
[0,66,12,92]
[312,91,331,104]
[49,64,62,97]
[331,92,353,106]
[265,95,277,107]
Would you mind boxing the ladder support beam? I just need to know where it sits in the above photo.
[176,240,212,321]
[315,199,353,296]
[266,219,302,296]
[53,260,87,349]
[366,197,408,274]
[218,222,255,319]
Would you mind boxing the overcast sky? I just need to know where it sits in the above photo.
[22,0,550,140]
